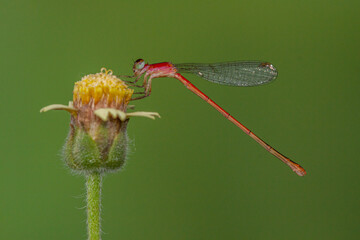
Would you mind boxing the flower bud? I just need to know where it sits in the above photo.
[63,68,134,174]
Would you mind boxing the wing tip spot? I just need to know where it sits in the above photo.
[260,62,276,71]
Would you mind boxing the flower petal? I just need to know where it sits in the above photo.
[40,104,77,114]
[126,111,161,120]
[94,108,160,121]
[94,108,127,121]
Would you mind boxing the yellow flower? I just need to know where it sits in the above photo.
[73,68,133,108]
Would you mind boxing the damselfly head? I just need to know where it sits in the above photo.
[133,59,146,76]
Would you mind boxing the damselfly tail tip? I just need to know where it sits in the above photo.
[291,164,306,177]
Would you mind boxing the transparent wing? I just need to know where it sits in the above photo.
[174,61,278,86]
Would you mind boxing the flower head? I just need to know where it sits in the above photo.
[74,68,133,109]
[41,68,159,174]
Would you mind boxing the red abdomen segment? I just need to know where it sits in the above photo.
[174,73,306,176]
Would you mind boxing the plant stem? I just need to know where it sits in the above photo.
[86,172,102,240]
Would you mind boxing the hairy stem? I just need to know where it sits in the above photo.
[86,172,102,240]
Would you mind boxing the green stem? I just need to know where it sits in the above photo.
[86,172,102,240]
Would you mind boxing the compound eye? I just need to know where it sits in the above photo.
[134,59,145,70]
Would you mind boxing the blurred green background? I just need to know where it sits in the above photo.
[1,0,359,239]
